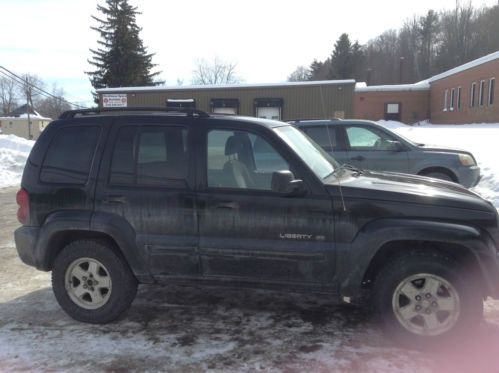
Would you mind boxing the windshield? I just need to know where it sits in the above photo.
[274,126,339,179]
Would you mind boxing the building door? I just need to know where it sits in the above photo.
[213,107,237,115]
[256,107,281,120]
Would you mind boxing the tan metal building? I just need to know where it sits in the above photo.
[0,113,51,140]
[97,80,356,121]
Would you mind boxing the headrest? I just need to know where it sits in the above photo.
[224,135,245,156]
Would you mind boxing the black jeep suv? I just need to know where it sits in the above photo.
[14,107,499,347]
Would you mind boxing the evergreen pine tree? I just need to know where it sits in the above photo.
[308,59,324,80]
[87,0,163,102]
[329,33,353,79]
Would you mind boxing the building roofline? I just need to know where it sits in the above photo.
[97,79,356,94]
[355,81,430,92]
[428,50,499,83]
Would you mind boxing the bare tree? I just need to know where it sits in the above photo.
[192,57,241,85]
[0,76,18,115]
[19,73,44,109]
[37,83,72,119]
[287,66,311,82]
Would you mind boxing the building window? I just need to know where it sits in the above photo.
[443,89,448,111]
[470,82,476,107]
[450,88,455,111]
[457,87,462,109]
[489,78,495,106]
[479,80,485,107]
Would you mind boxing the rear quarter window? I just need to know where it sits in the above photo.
[40,126,100,184]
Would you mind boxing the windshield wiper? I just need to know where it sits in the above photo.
[331,163,365,177]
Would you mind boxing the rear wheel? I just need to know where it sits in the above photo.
[374,252,483,348]
[52,240,138,323]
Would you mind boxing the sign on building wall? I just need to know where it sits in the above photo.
[102,94,127,107]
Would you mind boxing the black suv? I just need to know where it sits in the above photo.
[14,108,499,347]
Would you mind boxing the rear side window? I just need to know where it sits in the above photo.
[40,126,100,184]
[109,125,188,186]
[301,126,337,151]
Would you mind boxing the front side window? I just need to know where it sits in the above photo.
[443,89,448,111]
[207,129,289,190]
[345,126,395,151]
[109,125,188,186]
[41,126,100,184]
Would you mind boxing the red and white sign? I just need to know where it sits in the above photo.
[102,94,127,107]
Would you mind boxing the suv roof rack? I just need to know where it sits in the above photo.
[287,118,343,123]
[59,106,210,119]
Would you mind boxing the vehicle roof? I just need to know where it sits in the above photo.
[292,119,380,127]
[57,108,290,129]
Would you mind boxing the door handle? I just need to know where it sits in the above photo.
[351,155,365,161]
[103,195,127,204]
[215,201,239,210]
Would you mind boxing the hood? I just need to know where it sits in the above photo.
[417,144,472,155]
[325,170,493,213]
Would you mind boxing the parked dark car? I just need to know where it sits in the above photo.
[14,108,499,348]
[291,119,481,188]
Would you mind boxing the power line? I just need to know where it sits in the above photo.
[0,65,87,109]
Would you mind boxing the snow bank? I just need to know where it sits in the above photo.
[0,135,34,188]
[378,121,499,210]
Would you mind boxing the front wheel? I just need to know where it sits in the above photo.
[374,252,483,348]
[52,240,138,323]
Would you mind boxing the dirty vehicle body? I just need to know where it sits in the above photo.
[292,119,481,188]
[14,108,499,347]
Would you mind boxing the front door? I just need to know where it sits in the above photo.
[197,126,335,289]
[344,125,409,172]
[95,121,199,278]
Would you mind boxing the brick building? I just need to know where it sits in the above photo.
[355,51,498,124]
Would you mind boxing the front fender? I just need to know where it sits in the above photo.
[339,218,499,299]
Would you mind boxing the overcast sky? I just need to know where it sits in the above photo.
[1,0,497,107]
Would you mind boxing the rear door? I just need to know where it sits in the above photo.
[343,124,409,172]
[299,125,348,165]
[94,118,199,279]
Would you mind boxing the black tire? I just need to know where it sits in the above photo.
[52,240,138,324]
[374,251,483,349]
[422,171,454,183]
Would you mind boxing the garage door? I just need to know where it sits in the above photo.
[256,107,281,120]
[213,107,237,115]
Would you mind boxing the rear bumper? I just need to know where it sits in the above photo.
[14,226,43,270]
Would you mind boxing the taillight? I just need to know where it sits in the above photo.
[16,188,30,225]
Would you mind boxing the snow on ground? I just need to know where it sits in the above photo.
[0,135,34,188]
[378,120,499,209]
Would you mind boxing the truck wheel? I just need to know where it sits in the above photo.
[52,240,138,324]
[374,252,483,348]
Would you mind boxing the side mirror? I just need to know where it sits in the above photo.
[388,140,404,152]
[271,170,307,197]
